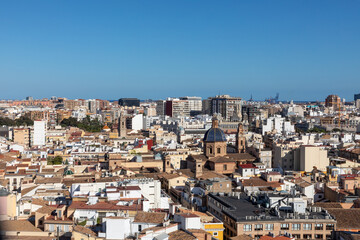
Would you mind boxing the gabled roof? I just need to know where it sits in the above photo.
[327,209,360,230]
[0,220,42,232]
[73,225,97,237]
[133,211,167,224]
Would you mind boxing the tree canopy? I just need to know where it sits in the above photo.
[60,116,103,132]
[0,116,34,126]
[47,156,63,165]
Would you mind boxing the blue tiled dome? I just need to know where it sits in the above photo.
[203,127,226,142]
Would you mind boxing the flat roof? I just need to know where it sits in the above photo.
[208,194,335,223]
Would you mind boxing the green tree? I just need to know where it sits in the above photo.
[0,116,33,126]
[47,156,63,165]
[60,117,104,132]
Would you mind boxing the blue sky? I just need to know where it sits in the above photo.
[0,1,359,101]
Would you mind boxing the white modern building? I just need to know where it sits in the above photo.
[33,120,46,146]
[262,116,295,136]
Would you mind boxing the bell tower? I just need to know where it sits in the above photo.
[236,123,246,153]
[164,155,172,173]
[203,115,227,158]
[195,158,203,178]
[119,114,127,138]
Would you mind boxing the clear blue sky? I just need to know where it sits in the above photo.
[1,1,359,101]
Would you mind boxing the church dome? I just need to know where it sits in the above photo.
[203,127,227,142]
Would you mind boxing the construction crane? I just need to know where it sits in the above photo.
[265,93,279,104]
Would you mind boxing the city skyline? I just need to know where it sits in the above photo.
[1,1,360,100]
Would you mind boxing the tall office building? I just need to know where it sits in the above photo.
[165,98,190,117]
[33,120,46,146]
[325,95,341,108]
[210,95,242,121]
[179,96,202,116]
[155,100,166,116]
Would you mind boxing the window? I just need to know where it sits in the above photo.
[254,224,263,231]
[280,224,289,230]
[326,224,334,230]
[292,224,301,230]
[138,225,142,232]
[303,234,312,239]
[217,148,221,154]
[326,235,332,240]
[223,165,227,171]
[49,224,54,232]
[315,224,323,230]
[209,147,213,154]
[315,234,323,239]
[293,235,300,239]
[64,225,69,232]
[243,224,252,232]
[177,180,179,183]
[265,224,274,230]
[213,232,218,236]
[255,235,262,239]
[303,224,312,230]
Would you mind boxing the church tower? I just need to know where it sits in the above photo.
[119,114,127,138]
[236,123,246,153]
[164,155,172,173]
[195,158,203,178]
[203,115,227,158]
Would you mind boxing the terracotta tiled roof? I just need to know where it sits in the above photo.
[73,225,97,237]
[230,234,254,240]
[37,205,56,214]
[327,209,360,230]
[242,177,282,188]
[169,230,196,240]
[0,220,42,232]
[21,186,37,196]
[31,198,48,206]
[133,211,166,224]
[313,202,343,209]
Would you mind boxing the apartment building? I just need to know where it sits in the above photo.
[13,128,31,147]
[180,96,202,115]
[165,98,191,117]
[207,194,336,240]
[33,120,46,146]
[273,145,329,172]
[210,95,242,121]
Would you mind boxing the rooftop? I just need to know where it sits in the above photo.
[208,193,335,222]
